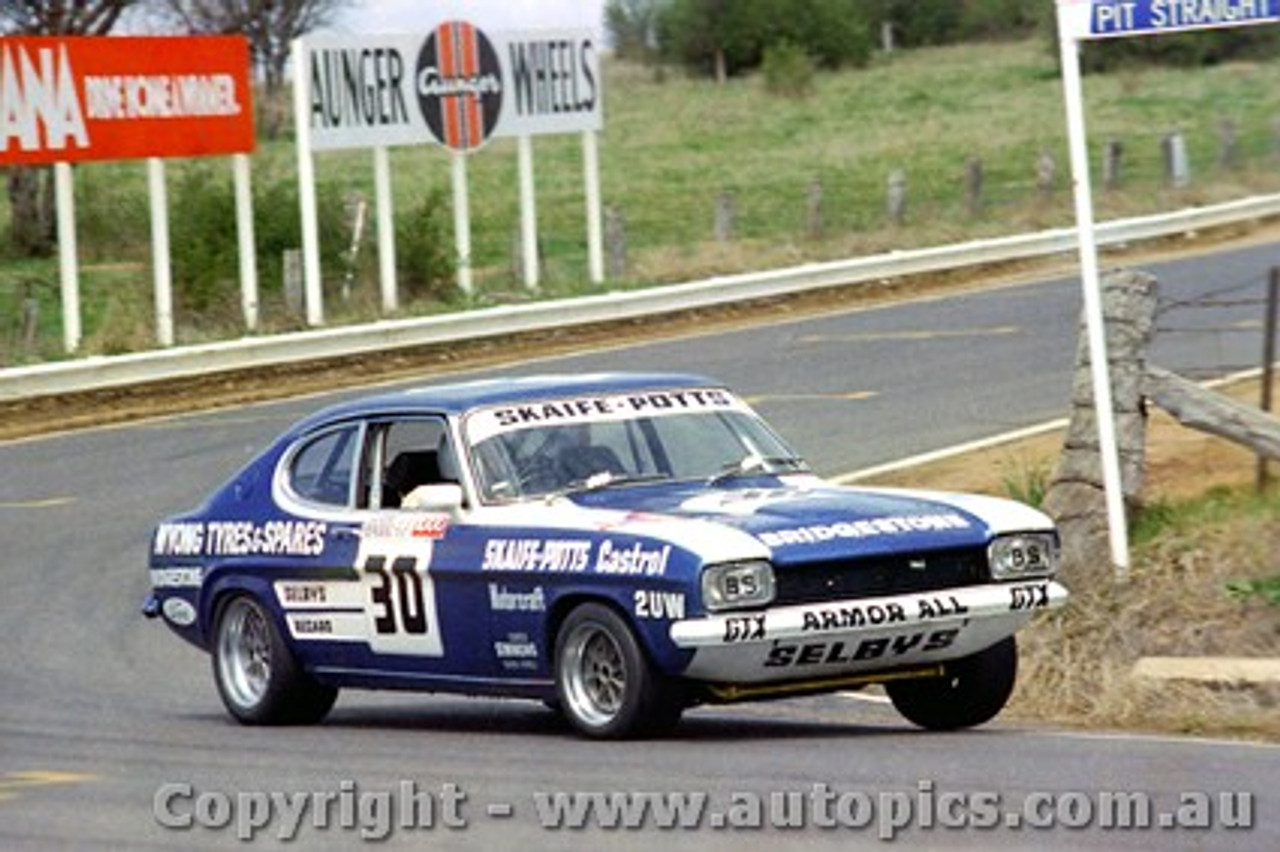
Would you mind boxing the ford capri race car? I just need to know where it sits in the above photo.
[144,372,1067,739]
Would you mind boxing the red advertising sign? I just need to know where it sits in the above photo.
[0,36,254,165]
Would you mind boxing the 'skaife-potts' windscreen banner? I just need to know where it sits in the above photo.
[304,24,601,152]
[0,36,255,165]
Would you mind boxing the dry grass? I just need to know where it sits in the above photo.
[1014,510,1280,740]
[867,377,1280,741]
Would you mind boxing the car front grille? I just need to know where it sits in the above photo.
[772,547,989,607]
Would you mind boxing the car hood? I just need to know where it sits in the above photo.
[566,476,1051,564]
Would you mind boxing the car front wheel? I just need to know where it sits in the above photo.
[886,636,1017,731]
[555,603,684,739]
[212,595,338,725]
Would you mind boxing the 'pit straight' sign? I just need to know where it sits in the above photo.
[1059,0,1280,40]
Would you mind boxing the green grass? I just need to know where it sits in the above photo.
[5,37,1280,359]
[1130,485,1280,546]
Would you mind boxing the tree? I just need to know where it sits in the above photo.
[0,1,146,256]
[657,0,870,81]
[606,0,661,63]
[163,0,351,137]
[0,0,138,35]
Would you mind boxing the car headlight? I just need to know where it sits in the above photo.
[701,560,775,612]
[988,533,1058,580]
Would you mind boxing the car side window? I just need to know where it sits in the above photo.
[370,418,457,509]
[289,426,358,506]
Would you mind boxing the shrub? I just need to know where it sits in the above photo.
[762,42,815,98]
[395,188,455,304]
[170,164,238,317]
[166,169,349,324]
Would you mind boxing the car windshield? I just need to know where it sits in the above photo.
[464,388,807,502]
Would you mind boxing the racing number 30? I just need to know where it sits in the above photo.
[356,546,444,657]
[364,555,428,635]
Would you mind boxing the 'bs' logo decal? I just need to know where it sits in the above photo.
[416,21,503,152]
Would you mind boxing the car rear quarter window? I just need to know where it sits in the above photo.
[288,426,358,507]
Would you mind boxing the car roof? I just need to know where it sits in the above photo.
[288,372,722,435]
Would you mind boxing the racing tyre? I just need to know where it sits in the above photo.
[886,636,1017,731]
[213,595,338,725]
[555,603,684,739]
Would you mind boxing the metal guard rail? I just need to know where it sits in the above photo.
[3,194,1279,403]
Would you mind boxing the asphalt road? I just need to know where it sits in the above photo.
[2,240,1279,849]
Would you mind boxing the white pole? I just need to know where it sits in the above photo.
[1056,22,1131,577]
[147,157,174,348]
[292,38,324,326]
[54,162,81,353]
[233,153,259,331]
[451,150,473,296]
[373,146,397,313]
[517,134,539,290]
[582,130,604,285]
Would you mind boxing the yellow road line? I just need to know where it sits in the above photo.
[0,497,75,509]
[0,770,96,803]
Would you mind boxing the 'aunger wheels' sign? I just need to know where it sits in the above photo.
[416,21,503,151]
[0,36,254,165]
[304,25,600,153]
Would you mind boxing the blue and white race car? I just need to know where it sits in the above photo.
[144,372,1067,738]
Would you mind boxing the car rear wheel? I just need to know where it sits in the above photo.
[213,595,338,725]
[886,636,1017,731]
[555,603,684,739]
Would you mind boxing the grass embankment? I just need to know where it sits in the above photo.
[4,38,1280,358]
[869,378,1280,741]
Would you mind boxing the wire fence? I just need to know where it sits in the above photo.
[1153,267,1279,380]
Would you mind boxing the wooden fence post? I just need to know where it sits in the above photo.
[605,205,627,280]
[1102,140,1123,191]
[1218,119,1239,170]
[714,191,735,242]
[1043,269,1159,579]
[1036,150,1056,202]
[1258,268,1279,490]
[1162,132,1191,188]
[887,169,906,225]
[806,178,823,239]
[964,157,983,217]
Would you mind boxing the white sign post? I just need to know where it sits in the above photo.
[1054,0,1280,578]
[54,163,81,353]
[1,36,255,352]
[296,25,602,320]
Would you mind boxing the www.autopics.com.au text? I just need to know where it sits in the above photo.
[152,779,1255,842]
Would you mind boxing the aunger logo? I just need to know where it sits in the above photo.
[415,21,502,152]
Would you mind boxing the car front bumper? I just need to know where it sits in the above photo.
[670,579,1068,684]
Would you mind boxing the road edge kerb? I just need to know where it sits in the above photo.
[1131,657,1280,685]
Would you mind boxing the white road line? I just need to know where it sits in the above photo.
[1036,729,1280,751]
[831,364,1269,484]
[832,418,1070,484]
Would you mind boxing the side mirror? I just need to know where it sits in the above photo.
[400,483,465,516]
